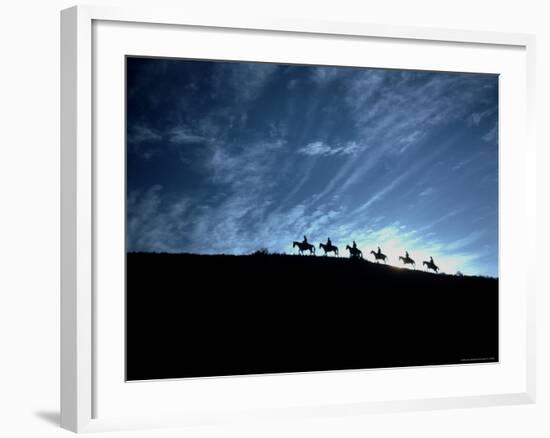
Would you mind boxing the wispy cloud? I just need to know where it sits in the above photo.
[169,125,213,144]
[354,175,407,215]
[127,185,191,252]
[310,67,345,86]
[297,141,366,157]
[127,125,163,160]
[213,62,278,102]
[482,123,498,143]
[445,230,485,251]
[398,130,423,154]
[206,137,286,188]
[128,125,162,144]
[345,139,449,221]
[453,158,473,172]
[415,207,465,233]
[471,108,495,126]
[419,187,437,197]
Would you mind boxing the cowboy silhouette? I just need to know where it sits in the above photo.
[352,240,357,249]
[303,235,308,245]
[327,237,332,247]
[377,246,382,255]
[406,251,410,259]
[430,256,434,263]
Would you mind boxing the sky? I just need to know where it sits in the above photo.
[126,57,499,277]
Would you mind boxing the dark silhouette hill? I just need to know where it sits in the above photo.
[126,252,498,381]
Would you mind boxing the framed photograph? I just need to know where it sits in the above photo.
[61,5,536,433]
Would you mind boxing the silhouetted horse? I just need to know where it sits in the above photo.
[423,260,439,273]
[346,245,363,259]
[370,250,387,263]
[399,255,416,268]
[319,243,339,256]
[293,241,315,255]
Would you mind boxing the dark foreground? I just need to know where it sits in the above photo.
[126,252,498,381]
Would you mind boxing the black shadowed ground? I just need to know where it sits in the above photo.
[126,252,498,381]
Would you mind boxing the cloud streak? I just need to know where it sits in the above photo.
[297,141,366,157]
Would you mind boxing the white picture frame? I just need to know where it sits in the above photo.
[60,4,536,433]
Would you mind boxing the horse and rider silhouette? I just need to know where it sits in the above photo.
[423,256,439,273]
[346,240,362,258]
[370,246,387,263]
[399,250,416,268]
[293,235,316,255]
[319,237,339,256]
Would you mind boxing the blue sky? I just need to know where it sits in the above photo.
[126,57,499,277]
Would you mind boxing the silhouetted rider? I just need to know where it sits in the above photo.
[327,237,332,247]
[377,246,382,255]
[430,256,434,264]
[352,240,357,249]
[406,251,410,259]
[303,235,308,245]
